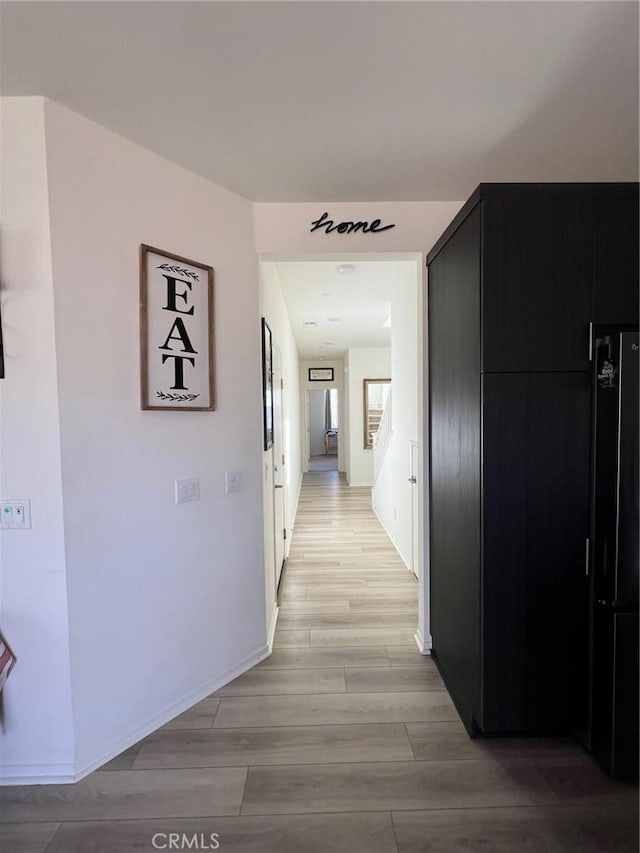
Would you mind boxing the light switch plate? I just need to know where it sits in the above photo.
[175,478,199,504]
[225,471,245,494]
[1,500,32,529]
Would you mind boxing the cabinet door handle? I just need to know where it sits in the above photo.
[588,321,593,361]
[585,538,590,576]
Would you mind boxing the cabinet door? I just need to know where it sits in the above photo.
[593,196,639,324]
[428,205,482,734]
[482,371,591,732]
[482,196,592,373]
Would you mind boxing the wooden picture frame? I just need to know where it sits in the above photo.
[140,244,215,411]
[262,318,274,450]
[308,367,334,382]
[0,298,4,379]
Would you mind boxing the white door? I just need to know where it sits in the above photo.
[409,441,419,578]
[272,346,286,586]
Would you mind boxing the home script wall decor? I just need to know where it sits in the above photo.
[310,212,396,235]
[140,244,215,411]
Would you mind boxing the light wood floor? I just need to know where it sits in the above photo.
[2,472,638,852]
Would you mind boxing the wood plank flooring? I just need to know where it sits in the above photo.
[2,472,637,852]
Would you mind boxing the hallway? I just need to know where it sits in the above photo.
[308,454,338,472]
[2,473,637,852]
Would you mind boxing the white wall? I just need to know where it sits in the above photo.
[1,98,267,782]
[0,98,76,781]
[372,263,420,568]
[259,262,302,641]
[345,347,391,487]
[308,390,326,456]
[299,359,345,473]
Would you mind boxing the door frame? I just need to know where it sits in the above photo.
[409,440,419,578]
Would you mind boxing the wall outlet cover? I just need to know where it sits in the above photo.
[175,478,200,504]
[1,500,32,529]
[225,471,245,494]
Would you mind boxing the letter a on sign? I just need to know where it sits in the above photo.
[140,244,215,411]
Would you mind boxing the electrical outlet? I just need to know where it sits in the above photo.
[1,500,32,529]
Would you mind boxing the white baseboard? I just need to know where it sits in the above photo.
[0,762,78,786]
[267,603,279,653]
[0,644,270,786]
[414,628,432,655]
[347,481,373,488]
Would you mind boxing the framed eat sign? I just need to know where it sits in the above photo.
[140,244,215,411]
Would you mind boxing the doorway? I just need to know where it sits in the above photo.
[307,388,339,472]
[260,252,428,655]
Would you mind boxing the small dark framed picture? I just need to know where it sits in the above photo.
[140,244,215,411]
[262,318,273,450]
[308,367,334,382]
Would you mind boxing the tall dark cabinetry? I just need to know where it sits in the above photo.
[427,183,639,738]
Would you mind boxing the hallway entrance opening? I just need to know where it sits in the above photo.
[261,252,427,656]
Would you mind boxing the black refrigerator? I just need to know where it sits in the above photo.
[588,328,639,779]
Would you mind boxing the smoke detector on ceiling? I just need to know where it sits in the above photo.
[335,263,357,275]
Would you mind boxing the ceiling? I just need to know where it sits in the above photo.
[1,2,637,202]
[269,259,417,359]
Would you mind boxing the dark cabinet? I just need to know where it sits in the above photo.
[482,195,592,372]
[593,196,640,324]
[481,371,590,732]
[427,183,638,736]
[428,206,481,734]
